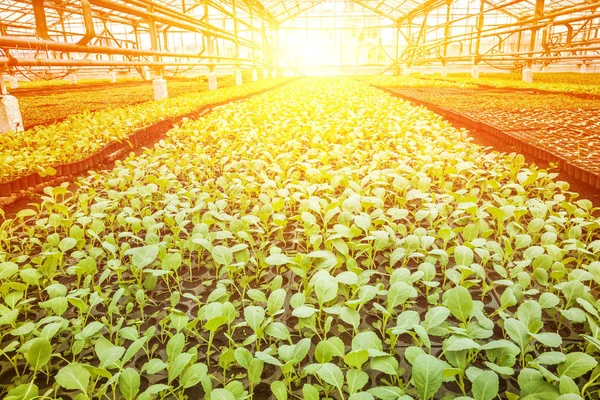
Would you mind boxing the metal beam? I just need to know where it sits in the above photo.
[276,1,324,24]
[397,0,445,24]
[0,57,259,67]
[0,36,263,62]
[352,0,396,21]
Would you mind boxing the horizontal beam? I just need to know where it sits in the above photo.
[0,57,261,68]
[0,36,263,63]
[88,0,259,49]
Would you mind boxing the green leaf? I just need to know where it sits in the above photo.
[370,355,398,376]
[144,359,168,374]
[0,262,18,279]
[367,386,404,400]
[137,384,171,400]
[212,245,233,266]
[168,352,193,383]
[472,371,499,400]
[118,368,140,400]
[316,363,344,390]
[387,282,413,309]
[302,384,320,400]
[181,363,207,389]
[444,337,480,352]
[255,351,283,366]
[267,289,286,315]
[454,245,474,266]
[349,393,375,400]
[244,306,265,332]
[530,332,562,348]
[520,380,559,400]
[126,245,159,268]
[344,349,369,369]
[535,352,566,365]
[412,354,445,400]
[443,286,473,324]
[292,305,315,318]
[5,383,39,400]
[25,338,52,371]
[265,254,290,266]
[74,321,105,340]
[248,359,263,387]
[340,307,361,328]
[347,369,369,394]
[59,237,77,253]
[210,388,236,400]
[314,275,338,305]
[293,338,312,364]
[504,318,529,350]
[265,322,291,341]
[271,381,288,400]
[56,363,90,393]
[557,353,598,379]
[422,306,450,331]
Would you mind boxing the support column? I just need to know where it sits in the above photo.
[275,28,281,76]
[442,0,452,78]
[148,4,161,76]
[472,0,484,79]
[263,69,269,79]
[402,65,410,76]
[524,0,544,82]
[252,69,258,81]
[153,77,168,100]
[522,67,533,83]
[9,75,18,89]
[442,66,448,77]
[235,68,243,86]
[208,69,218,91]
[471,63,480,79]
[70,74,77,84]
[205,1,214,67]
[0,73,23,133]
[580,63,587,73]
[110,71,117,83]
[395,25,400,75]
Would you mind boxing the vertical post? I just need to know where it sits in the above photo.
[232,0,240,58]
[147,4,161,77]
[9,75,18,89]
[0,73,6,95]
[404,19,413,75]
[472,0,484,79]
[524,0,544,82]
[442,0,452,77]
[275,27,280,77]
[261,17,269,75]
[395,25,400,75]
[205,0,217,90]
[233,0,242,85]
[0,70,24,133]
[249,6,259,81]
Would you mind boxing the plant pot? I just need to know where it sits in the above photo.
[9,180,20,194]
[0,182,11,197]
[25,174,36,190]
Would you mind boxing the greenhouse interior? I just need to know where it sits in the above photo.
[1,0,600,399]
